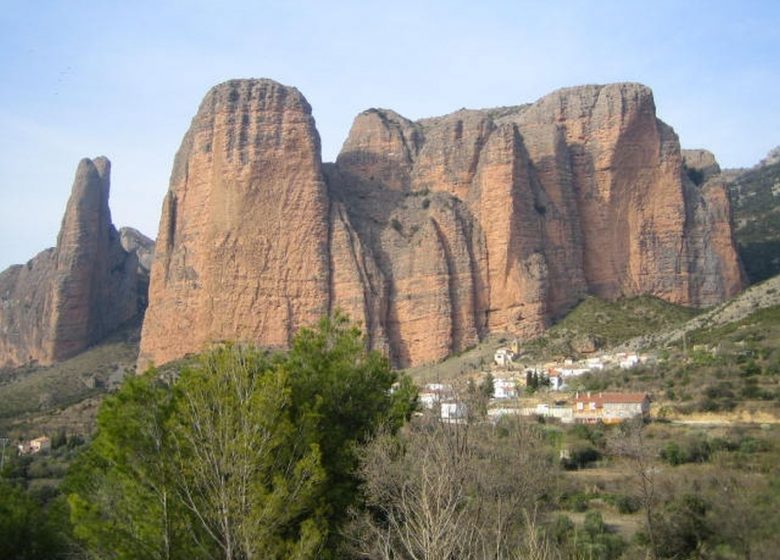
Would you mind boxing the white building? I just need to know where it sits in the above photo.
[419,383,454,409]
[619,354,640,369]
[441,401,468,423]
[493,378,518,399]
[494,347,515,367]
[548,371,565,391]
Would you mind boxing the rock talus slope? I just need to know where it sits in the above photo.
[140,79,744,368]
[0,158,145,367]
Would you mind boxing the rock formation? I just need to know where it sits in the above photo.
[139,79,745,368]
[139,80,331,366]
[724,148,780,284]
[0,158,148,367]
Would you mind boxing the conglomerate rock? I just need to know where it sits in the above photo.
[0,158,145,367]
[139,79,744,368]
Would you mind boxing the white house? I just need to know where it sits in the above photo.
[419,383,454,409]
[494,347,515,367]
[548,370,565,391]
[441,401,468,423]
[493,378,518,399]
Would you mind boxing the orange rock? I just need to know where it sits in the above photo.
[139,80,744,368]
[139,80,331,367]
[0,158,145,367]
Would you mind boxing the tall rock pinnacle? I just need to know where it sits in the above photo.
[138,79,331,367]
[0,157,145,367]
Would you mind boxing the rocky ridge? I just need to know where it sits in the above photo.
[724,149,780,284]
[0,158,149,367]
[139,79,745,368]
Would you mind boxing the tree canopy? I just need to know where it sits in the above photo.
[67,314,416,559]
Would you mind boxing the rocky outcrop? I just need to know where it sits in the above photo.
[119,227,155,273]
[139,79,745,368]
[138,79,331,366]
[0,158,146,367]
[683,149,722,183]
[725,148,780,284]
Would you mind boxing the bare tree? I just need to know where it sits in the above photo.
[608,417,658,560]
[350,415,555,559]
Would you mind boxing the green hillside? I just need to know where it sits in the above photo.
[0,320,141,437]
[524,295,700,359]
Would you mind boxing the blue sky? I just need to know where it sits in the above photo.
[1,0,778,271]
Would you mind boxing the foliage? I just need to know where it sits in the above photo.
[561,445,601,471]
[642,494,712,559]
[0,479,71,559]
[479,372,495,399]
[66,313,415,560]
[550,512,625,560]
[349,416,555,558]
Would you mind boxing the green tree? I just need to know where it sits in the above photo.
[67,370,193,560]
[66,313,415,559]
[0,479,69,559]
[479,373,495,399]
[168,345,327,559]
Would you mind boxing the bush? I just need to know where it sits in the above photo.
[562,445,601,470]
[614,494,641,514]
[660,436,712,465]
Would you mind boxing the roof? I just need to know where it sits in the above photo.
[574,392,649,406]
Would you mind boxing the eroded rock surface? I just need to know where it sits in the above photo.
[139,80,331,366]
[140,79,744,368]
[0,158,146,367]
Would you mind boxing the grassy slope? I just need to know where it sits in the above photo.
[0,320,141,437]
[523,295,699,360]
[404,295,700,386]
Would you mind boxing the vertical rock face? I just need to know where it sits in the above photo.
[726,148,780,284]
[327,83,743,365]
[682,149,747,300]
[139,79,331,367]
[0,158,145,367]
[140,79,744,368]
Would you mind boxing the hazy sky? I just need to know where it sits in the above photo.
[1,0,778,271]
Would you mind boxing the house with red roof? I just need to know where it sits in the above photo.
[573,392,650,424]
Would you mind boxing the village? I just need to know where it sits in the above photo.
[418,341,654,424]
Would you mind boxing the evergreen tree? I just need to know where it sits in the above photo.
[66,313,416,559]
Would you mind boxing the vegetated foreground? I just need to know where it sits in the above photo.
[2,295,780,558]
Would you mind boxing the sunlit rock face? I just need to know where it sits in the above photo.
[140,79,743,368]
[0,157,144,367]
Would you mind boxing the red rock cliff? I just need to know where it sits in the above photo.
[139,80,744,368]
[139,79,331,367]
[0,158,144,367]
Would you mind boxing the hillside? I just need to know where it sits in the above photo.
[0,319,141,439]
[523,296,700,360]
[621,273,780,351]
